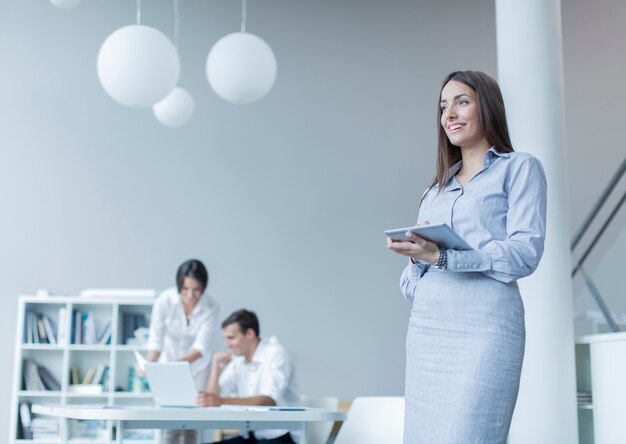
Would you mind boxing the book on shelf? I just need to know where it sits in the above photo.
[57,307,67,345]
[31,415,59,440]
[22,359,60,391]
[36,316,48,343]
[91,363,108,386]
[23,359,43,391]
[71,310,103,345]
[83,311,96,344]
[71,367,79,385]
[37,364,61,391]
[31,312,40,343]
[71,309,82,344]
[19,401,33,439]
[96,321,112,345]
[42,315,57,345]
[122,312,148,344]
[70,364,109,389]
[82,367,96,385]
[23,310,58,344]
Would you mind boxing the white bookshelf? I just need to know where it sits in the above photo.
[9,295,157,444]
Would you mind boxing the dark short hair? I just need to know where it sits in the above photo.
[176,259,209,292]
[433,70,514,192]
[222,309,260,337]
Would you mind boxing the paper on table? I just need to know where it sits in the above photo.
[134,351,148,372]
[219,405,270,412]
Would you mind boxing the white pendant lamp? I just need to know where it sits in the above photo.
[206,0,277,105]
[50,0,80,10]
[97,24,180,108]
[153,86,194,128]
[152,0,194,128]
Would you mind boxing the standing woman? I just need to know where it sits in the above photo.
[147,259,220,444]
[387,71,547,443]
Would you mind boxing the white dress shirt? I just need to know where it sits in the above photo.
[219,336,299,440]
[147,287,219,390]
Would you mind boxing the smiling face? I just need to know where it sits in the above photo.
[223,322,257,360]
[179,276,204,309]
[439,80,489,151]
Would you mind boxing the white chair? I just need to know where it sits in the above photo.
[334,396,405,444]
[299,395,340,444]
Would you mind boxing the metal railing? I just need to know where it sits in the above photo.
[570,157,626,333]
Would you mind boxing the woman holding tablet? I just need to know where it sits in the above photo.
[387,71,546,443]
[147,259,219,444]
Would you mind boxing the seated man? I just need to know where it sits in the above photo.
[197,309,299,444]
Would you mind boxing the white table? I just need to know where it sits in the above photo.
[32,404,347,444]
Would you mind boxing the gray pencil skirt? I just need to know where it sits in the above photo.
[404,269,525,444]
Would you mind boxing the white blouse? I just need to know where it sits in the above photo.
[147,287,219,390]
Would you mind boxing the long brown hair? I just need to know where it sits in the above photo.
[430,71,514,192]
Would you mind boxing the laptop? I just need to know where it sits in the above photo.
[144,362,198,407]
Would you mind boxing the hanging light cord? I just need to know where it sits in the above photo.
[173,0,180,49]
[136,0,142,25]
[241,0,247,32]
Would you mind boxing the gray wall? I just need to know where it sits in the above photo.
[0,0,624,435]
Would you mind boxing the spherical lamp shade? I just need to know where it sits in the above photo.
[206,32,277,105]
[97,25,180,108]
[153,87,195,128]
[50,0,80,9]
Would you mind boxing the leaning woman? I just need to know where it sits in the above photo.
[147,259,220,444]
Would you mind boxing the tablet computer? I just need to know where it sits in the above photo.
[385,223,473,250]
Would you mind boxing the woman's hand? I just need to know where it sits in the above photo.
[387,222,440,264]
[134,364,146,377]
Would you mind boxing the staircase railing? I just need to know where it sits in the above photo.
[570,157,626,333]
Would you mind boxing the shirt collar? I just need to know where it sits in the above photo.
[442,146,507,191]
[247,336,279,365]
[483,146,509,167]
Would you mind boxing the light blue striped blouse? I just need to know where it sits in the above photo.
[401,147,547,302]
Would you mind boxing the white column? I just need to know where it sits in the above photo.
[495,1,578,443]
